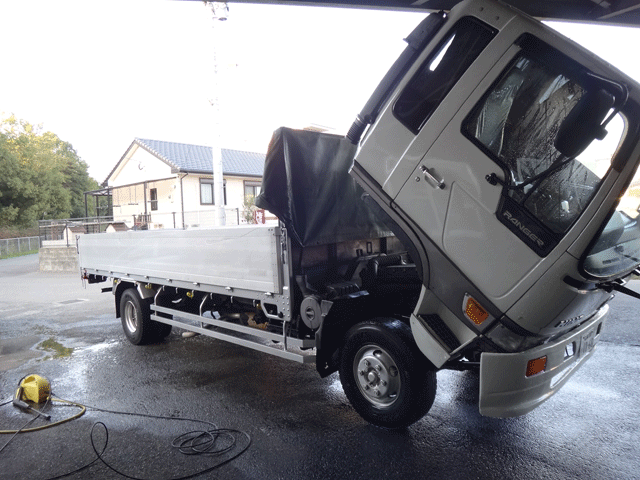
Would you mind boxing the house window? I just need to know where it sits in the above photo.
[200,178,227,205]
[149,188,158,211]
[244,181,261,201]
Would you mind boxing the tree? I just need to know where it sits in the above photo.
[0,116,100,228]
[243,194,257,224]
[0,135,22,226]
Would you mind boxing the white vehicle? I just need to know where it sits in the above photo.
[79,0,640,427]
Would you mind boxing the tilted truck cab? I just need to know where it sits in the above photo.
[348,0,640,418]
[79,0,640,427]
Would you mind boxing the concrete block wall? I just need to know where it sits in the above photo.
[39,246,79,272]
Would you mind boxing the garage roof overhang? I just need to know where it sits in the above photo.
[215,0,640,27]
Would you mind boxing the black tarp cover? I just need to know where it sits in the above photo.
[255,127,392,246]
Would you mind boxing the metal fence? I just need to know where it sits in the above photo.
[182,208,279,228]
[183,208,251,228]
[39,216,114,246]
[35,210,279,247]
[0,236,40,257]
[114,209,278,229]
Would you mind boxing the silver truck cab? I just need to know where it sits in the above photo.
[348,0,640,417]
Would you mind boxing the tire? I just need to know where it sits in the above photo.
[120,288,160,345]
[339,319,437,428]
[153,295,174,339]
[155,321,173,340]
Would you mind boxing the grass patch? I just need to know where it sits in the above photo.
[38,338,73,358]
[0,249,39,260]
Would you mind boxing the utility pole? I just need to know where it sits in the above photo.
[206,1,229,226]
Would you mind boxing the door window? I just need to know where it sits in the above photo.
[149,188,158,211]
[393,17,495,134]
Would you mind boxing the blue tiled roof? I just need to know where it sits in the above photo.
[135,138,265,176]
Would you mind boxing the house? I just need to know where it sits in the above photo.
[40,223,85,247]
[103,138,265,228]
[105,222,129,233]
[64,224,86,239]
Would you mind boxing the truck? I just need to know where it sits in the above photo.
[79,0,640,428]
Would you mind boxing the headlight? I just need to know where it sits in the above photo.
[485,322,546,352]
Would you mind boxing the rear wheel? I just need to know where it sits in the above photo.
[155,321,173,340]
[339,319,436,428]
[120,288,170,344]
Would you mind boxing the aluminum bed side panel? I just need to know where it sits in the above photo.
[78,226,282,293]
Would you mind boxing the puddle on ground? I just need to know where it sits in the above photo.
[77,341,118,354]
[37,338,74,359]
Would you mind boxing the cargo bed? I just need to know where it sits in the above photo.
[78,224,319,363]
[79,225,284,296]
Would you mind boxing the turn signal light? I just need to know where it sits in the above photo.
[464,296,489,325]
[526,356,547,377]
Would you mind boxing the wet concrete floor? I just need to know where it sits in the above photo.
[1,254,639,479]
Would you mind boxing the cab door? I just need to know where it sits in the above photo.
[392,48,541,304]
[392,27,616,310]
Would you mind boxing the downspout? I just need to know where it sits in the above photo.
[108,187,113,219]
[179,173,188,229]
[144,181,148,220]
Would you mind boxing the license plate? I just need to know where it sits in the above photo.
[578,328,597,358]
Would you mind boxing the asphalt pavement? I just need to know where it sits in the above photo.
[0,254,639,480]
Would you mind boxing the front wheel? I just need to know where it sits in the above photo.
[339,319,436,428]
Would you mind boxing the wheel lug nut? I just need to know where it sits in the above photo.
[375,365,382,372]
[364,385,370,390]
[364,360,370,367]
[359,370,366,376]
[374,390,381,397]
[381,380,387,386]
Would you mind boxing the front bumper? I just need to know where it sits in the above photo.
[479,304,608,417]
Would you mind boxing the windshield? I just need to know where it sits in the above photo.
[465,54,624,241]
[584,155,640,278]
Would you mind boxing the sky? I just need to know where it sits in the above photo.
[1,1,640,183]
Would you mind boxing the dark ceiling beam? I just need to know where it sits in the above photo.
[598,0,640,19]
[222,0,452,11]
[216,0,640,26]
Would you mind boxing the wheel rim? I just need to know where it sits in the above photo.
[353,344,401,408]
[123,300,138,334]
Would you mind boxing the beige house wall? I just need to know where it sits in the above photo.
[107,145,262,228]
[110,179,176,227]
[181,175,260,211]
[109,146,173,187]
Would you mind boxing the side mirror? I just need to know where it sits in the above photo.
[555,88,615,158]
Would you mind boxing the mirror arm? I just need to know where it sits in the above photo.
[600,281,640,301]
[585,72,628,111]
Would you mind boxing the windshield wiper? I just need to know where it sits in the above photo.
[486,155,574,191]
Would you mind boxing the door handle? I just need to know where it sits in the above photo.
[420,165,445,190]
